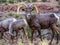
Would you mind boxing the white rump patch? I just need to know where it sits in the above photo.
[54,13,59,22]
[12,18,17,22]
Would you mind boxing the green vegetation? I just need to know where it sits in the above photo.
[56,6,60,8]
[0,0,6,3]
[15,14,23,19]
[9,0,14,3]
[0,0,38,3]
[32,10,37,14]
[15,14,19,18]
[0,0,14,3]
[26,26,31,38]
[8,11,13,16]
[18,16,23,19]
[32,0,37,2]
[0,0,60,3]
[42,0,47,2]
[18,0,21,2]
[18,42,23,45]
[56,24,60,27]
[4,2,8,5]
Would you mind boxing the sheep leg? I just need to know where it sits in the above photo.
[10,35,14,45]
[56,34,59,44]
[31,29,34,43]
[0,32,3,39]
[52,24,59,44]
[15,31,18,45]
[23,27,28,40]
[49,29,54,45]
[49,25,55,45]
[50,24,59,45]
[37,29,42,41]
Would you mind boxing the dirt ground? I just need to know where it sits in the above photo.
[0,31,60,45]
[0,37,60,45]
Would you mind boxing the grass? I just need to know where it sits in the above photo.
[18,42,23,45]
[8,11,13,16]
[26,26,31,39]
[0,40,60,45]
[17,39,60,45]
[56,6,60,8]
[56,23,60,27]
[15,14,20,18]
[4,2,8,5]
[39,40,49,45]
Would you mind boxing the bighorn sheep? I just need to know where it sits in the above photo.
[9,19,28,43]
[21,3,60,45]
[0,18,17,39]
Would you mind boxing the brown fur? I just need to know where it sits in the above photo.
[21,4,59,45]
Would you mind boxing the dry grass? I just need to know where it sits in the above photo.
[17,39,60,45]
[0,38,60,45]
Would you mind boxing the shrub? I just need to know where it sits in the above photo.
[19,16,23,19]
[9,0,14,3]
[56,6,60,8]
[5,2,8,5]
[32,0,37,2]
[56,24,60,27]
[0,0,6,3]
[15,14,20,18]
[26,26,31,38]
[42,0,47,2]
[8,11,13,16]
